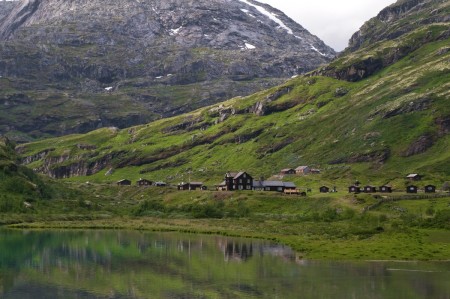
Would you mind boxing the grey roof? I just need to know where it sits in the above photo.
[253,181,296,188]
[216,181,226,186]
[226,172,239,178]
[295,166,309,170]
[283,182,297,188]
[406,173,419,178]
[189,182,203,186]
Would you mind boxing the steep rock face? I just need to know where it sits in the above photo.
[0,0,335,140]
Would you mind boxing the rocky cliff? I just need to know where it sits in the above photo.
[0,0,335,141]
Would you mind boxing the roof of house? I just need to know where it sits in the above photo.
[216,181,226,186]
[253,180,294,188]
[295,166,309,170]
[137,178,152,182]
[320,186,329,189]
[190,182,203,186]
[225,171,252,179]
[226,172,239,178]
[406,174,420,178]
[281,168,295,172]
[117,179,131,183]
[283,182,297,188]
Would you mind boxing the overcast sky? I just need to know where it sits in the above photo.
[257,0,397,51]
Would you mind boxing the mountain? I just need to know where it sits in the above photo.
[0,0,334,142]
[313,0,450,81]
[16,0,450,188]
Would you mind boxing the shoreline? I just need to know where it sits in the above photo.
[3,217,450,262]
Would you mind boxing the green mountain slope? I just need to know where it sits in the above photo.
[17,0,450,190]
[0,137,54,213]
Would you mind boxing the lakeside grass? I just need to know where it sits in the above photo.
[3,184,449,261]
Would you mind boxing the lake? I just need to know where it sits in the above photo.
[0,229,449,299]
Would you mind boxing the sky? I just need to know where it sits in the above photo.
[257,0,397,51]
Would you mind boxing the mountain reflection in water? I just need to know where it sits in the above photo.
[0,229,449,299]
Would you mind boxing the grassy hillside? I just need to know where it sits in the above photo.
[18,23,450,191]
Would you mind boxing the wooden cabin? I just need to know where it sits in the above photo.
[280,168,296,175]
[379,185,393,193]
[154,181,167,187]
[319,186,330,193]
[224,171,253,191]
[363,185,377,193]
[406,185,418,193]
[178,182,204,191]
[424,185,436,193]
[253,181,297,193]
[348,185,361,193]
[137,178,152,186]
[117,179,131,186]
[406,174,422,181]
[295,166,310,175]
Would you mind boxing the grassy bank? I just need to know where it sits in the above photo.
[3,183,450,261]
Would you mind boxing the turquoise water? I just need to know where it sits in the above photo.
[0,229,449,298]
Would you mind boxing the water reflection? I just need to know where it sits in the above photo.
[0,229,449,299]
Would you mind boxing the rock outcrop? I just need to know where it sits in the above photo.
[311,0,450,82]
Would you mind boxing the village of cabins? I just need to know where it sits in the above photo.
[116,166,441,195]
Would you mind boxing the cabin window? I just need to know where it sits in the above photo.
[246,186,251,190]
[277,187,283,191]
[265,187,270,191]
[239,185,243,190]
[239,179,242,183]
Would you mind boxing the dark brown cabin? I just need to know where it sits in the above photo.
[320,186,330,193]
[379,185,392,193]
[224,172,253,191]
[349,185,361,193]
[178,182,204,191]
[424,185,436,193]
[117,179,131,186]
[406,174,422,181]
[137,179,152,186]
[406,185,418,193]
[363,186,377,193]
[280,168,296,175]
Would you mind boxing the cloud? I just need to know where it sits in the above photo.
[256,0,396,51]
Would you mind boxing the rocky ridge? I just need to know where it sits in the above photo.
[0,0,335,141]
[312,0,449,81]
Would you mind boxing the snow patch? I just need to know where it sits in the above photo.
[245,43,256,50]
[310,44,326,56]
[104,87,113,91]
[241,8,256,18]
[169,26,183,36]
[238,0,294,35]
[155,76,163,79]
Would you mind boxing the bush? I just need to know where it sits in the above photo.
[133,200,166,216]
[421,209,450,229]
